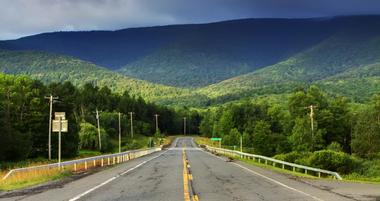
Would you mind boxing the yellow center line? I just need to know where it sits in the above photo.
[183,148,191,201]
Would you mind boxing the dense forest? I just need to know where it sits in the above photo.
[200,86,380,176]
[0,73,201,162]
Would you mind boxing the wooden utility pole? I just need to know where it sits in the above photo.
[305,105,317,149]
[183,117,187,135]
[96,108,102,150]
[154,114,159,133]
[129,112,134,138]
[119,112,121,153]
[45,95,59,160]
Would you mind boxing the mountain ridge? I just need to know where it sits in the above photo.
[3,16,380,87]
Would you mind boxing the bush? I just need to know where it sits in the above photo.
[327,142,343,152]
[308,150,359,174]
[274,151,311,165]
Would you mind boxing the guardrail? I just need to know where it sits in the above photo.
[205,146,342,180]
[2,147,161,180]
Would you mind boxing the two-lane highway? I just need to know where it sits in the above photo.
[1,137,379,201]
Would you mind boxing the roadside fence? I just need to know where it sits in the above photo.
[2,147,161,181]
[205,145,342,180]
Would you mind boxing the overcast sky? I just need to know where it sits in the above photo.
[1,0,380,40]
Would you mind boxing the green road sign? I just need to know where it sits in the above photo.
[211,138,222,141]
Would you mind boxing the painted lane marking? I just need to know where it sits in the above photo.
[183,148,191,201]
[201,149,324,201]
[69,150,168,201]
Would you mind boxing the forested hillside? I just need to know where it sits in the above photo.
[2,16,380,87]
[198,25,380,102]
[0,49,208,106]
[0,73,200,161]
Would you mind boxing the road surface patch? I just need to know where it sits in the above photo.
[202,149,325,201]
[68,150,168,201]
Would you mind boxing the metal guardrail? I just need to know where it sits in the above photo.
[2,147,161,180]
[205,146,342,180]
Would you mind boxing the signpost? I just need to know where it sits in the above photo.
[52,112,68,169]
[211,138,222,148]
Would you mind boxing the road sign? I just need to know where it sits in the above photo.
[52,119,68,132]
[211,138,222,141]
[54,112,66,120]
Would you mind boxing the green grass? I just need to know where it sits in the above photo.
[0,170,71,191]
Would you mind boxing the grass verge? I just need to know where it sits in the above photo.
[0,170,71,191]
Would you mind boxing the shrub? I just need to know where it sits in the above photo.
[274,151,311,165]
[308,150,359,174]
[327,142,343,152]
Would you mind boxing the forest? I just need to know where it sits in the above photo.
[200,86,380,178]
[0,73,201,162]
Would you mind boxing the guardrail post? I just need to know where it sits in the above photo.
[305,169,308,174]
[93,160,96,167]
[101,158,104,167]
[85,161,87,170]
[282,164,285,169]
[265,160,267,165]
[293,167,295,172]
[318,172,321,178]
[113,157,115,164]
[108,157,110,165]
[74,163,77,171]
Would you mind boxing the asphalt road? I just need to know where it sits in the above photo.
[1,137,379,201]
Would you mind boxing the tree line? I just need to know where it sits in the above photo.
[0,73,201,162]
[200,85,380,159]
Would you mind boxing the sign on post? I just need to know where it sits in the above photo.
[52,120,68,132]
[211,138,222,141]
[52,112,68,132]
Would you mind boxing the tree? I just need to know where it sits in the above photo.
[199,110,213,137]
[351,109,380,158]
[252,121,275,156]
[79,121,110,152]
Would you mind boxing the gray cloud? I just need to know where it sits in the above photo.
[1,0,380,40]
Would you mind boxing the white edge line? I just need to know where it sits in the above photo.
[69,150,168,201]
[201,149,324,201]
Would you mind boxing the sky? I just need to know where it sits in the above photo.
[1,0,380,40]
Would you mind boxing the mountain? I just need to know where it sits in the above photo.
[0,49,208,106]
[0,16,380,106]
[3,16,380,87]
[197,22,380,102]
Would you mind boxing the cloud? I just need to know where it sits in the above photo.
[0,0,380,40]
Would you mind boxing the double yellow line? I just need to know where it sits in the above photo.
[182,148,199,201]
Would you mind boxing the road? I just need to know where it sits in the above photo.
[1,137,379,201]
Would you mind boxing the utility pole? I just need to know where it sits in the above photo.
[183,117,187,135]
[240,135,243,153]
[119,112,121,153]
[45,95,59,160]
[305,105,317,149]
[58,116,62,169]
[129,112,134,138]
[154,114,159,133]
[96,108,102,150]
